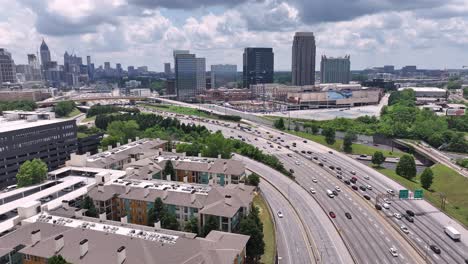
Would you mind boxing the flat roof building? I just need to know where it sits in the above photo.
[292,32,316,86]
[398,87,448,99]
[0,112,77,188]
[243,48,274,88]
[320,55,351,84]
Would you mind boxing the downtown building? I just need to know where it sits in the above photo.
[0,48,17,86]
[292,32,316,86]
[174,50,206,102]
[320,55,351,84]
[0,111,77,187]
[243,48,274,88]
[210,64,237,89]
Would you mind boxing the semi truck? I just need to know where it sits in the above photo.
[444,226,461,241]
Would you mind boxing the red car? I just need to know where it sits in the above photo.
[329,211,336,218]
[352,185,358,191]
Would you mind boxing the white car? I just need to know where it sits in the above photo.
[277,211,284,218]
[400,226,409,234]
[312,178,318,183]
[389,247,399,257]
[387,189,395,195]
[295,161,301,166]
[366,185,372,190]
[309,188,316,194]
[383,198,391,204]
[394,213,402,219]
[350,171,356,175]
[364,175,370,180]
[382,203,390,209]
[335,186,341,192]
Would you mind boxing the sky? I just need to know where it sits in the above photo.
[1,0,468,71]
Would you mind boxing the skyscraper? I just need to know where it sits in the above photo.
[174,51,206,101]
[320,55,351,84]
[27,54,42,80]
[211,64,237,88]
[292,32,316,86]
[39,39,51,69]
[0,48,17,84]
[243,48,274,88]
[164,63,171,75]
[104,62,111,71]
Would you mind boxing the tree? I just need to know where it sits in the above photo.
[16,159,48,187]
[371,151,386,167]
[322,127,336,145]
[202,132,233,159]
[238,205,265,263]
[420,167,434,190]
[247,173,260,187]
[202,215,219,236]
[162,161,176,181]
[54,101,75,117]
[273,118,285,130]
[106,120,140,145]
[184,216,199,234]
[48,255,70,264]
[447,80,462,90]
[82,195,97,217]
[343,131,356,153]
[396,154,417,180]
[161,212,180,230]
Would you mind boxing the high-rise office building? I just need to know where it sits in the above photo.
[292,32,316,86]
[211,64,237,88]
[0,48,17,84]
[243,48,274,88]
[40,39,51,68]
[320,55,351,84]
[164,62,171,75]
[116,63,123,76]
[86,55,94,80]
[64,51,83,87]
[174,51,206,101]
[104,62,111,71]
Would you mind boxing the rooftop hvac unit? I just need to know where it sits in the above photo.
[5,113,19,121]
[26,115,39,122]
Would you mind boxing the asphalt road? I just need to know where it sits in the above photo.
[259,179,314,264]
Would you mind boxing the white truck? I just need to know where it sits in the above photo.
[444,226,461,241]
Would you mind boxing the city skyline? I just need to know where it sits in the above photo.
[1,0,468,71]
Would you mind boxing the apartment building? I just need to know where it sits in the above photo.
[87,178,255,233]
[124,155,246,186]
[0,211,249,264]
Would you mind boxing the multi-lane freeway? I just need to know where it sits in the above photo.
[141,105,468,264]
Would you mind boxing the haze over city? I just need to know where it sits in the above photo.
[2,0,468,70]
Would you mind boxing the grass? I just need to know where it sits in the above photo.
[289,130,404,157]
[374,164,468,227]
[253,194,276,264]
[64,108,82,118]
[140,103,216,119]
[81,116,96,123]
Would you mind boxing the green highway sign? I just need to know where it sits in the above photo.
[414,189,424,199]
[399,190,409,199]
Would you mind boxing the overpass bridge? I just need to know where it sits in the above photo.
[37,96,150,106]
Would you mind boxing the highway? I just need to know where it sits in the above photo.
[141,106,467,263]
[259,179,314,264]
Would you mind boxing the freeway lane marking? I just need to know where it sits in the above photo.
[385,237,390,242]
[433,254,440,260]
[380,230,384,235]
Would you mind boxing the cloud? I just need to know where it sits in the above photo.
[127,0,251,9]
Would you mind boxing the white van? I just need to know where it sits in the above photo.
[3,185,17,192]
[326,189,334,198]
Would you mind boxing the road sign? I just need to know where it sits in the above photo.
[399,190,409,199]
[414,189,424,199]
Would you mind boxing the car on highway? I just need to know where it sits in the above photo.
[344,180,351,185]
[400,225,409,234]
[363,194,371,200]
[277,211,284,218]
[389,247,399,257]
[351,185,358,191]
[295,161,301,166]
[345,212,352,219]
[39,195,53,203]
[430,245,441,254]
[335,186,341,192]
[309,188,316,194]
[359,185,366,191]
[404,215,414,223]
[328,151,333,154]
[350,171,356,175]
[313,157,318,160]
[63,187,73,192]
[336,167,341,171]
[329,211,336,218]
[254,138,258,141]
[366,185,372,190]
[406,210,415,217]
[394,213,402,219]
[287,153,292,157]
[326,190,335,198]
[329,165,335,170]
[332,190,339,196]
[318,163,324,167]
[303,140,307,143]
[350,177,357,184]
[336,170,343,175]
[301,150,306,154]
[312,178,318,183]
[307,151,312,154]
[375,204,382,210]
[364,175,370,180]
[382,203,390,209]
[383,198,391,204]
[289,169,295,174]
[387,189,395,195]
[336,175,343,180]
